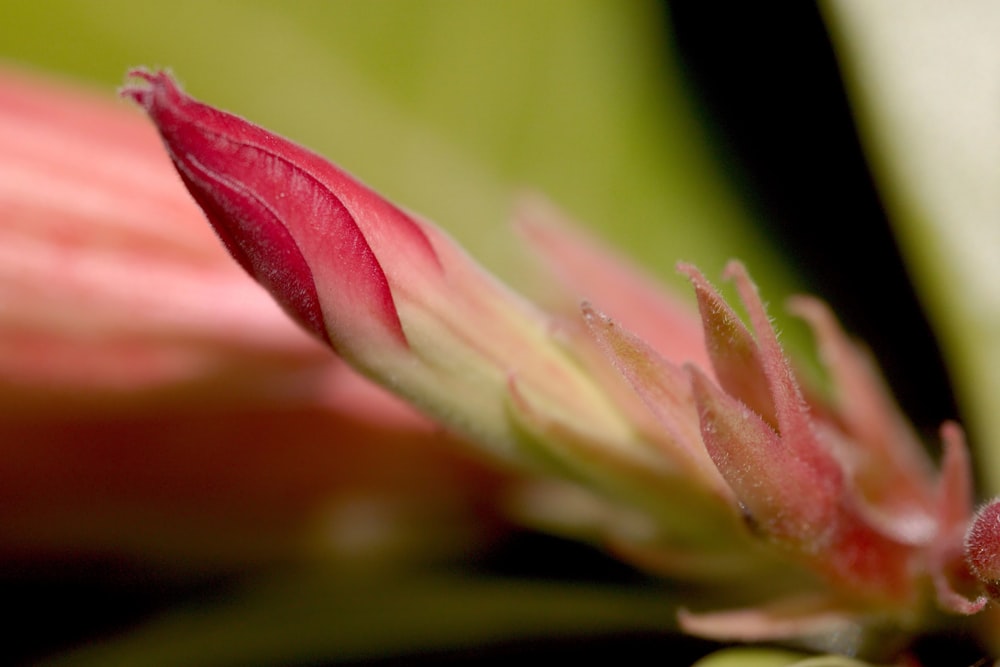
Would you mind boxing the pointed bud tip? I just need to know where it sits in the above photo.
[119,68,171,109]
[579,300,604,326]
[721,259,749,282]
[674,262,700,282]
[675,262,716,303]
[117,66,340,348]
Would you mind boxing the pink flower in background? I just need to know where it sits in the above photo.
[121,67,1000,646]
[0,67,506,569]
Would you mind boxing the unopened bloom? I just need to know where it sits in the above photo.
[124,68,1000,647]
[0,66,504,568]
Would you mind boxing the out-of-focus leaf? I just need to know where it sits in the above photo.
[41,568,680,667]
[820,1,1000,492]
[693,648,806,667]
[694,648,878,667]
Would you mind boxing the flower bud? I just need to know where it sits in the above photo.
[121,69,629,463]
[965,498,1000,600]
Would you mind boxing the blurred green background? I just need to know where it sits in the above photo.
[1,0,786,295]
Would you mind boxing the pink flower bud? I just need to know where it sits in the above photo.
[121,69,631,464]
[966,499,1000,600]
[0,65,507,567]
[121,68,436,354]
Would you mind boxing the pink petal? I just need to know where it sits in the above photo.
[914,423,979,615]
[0,66,508,566]
[938,422,975,533]
[689,364,836,545]
[0,68,331,400]
[722,263,845,511]
[514,194,710,369]
[920,424,980,616]
[678,263,776,428]
[678,595,858,642]
[580,303,731,499]
[789,295,936,537]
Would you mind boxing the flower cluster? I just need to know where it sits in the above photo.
[120,68,1000,646]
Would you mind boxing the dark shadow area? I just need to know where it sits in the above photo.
[663,1,960,437]
[3,560,240,666]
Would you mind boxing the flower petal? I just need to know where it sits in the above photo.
[789,295,936,538]
[679,263,776,427]
[515,194,709,369]
[689,364,835,545]
[580,303,731,500]
[723,262,845,518]
[678,595,861,643]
